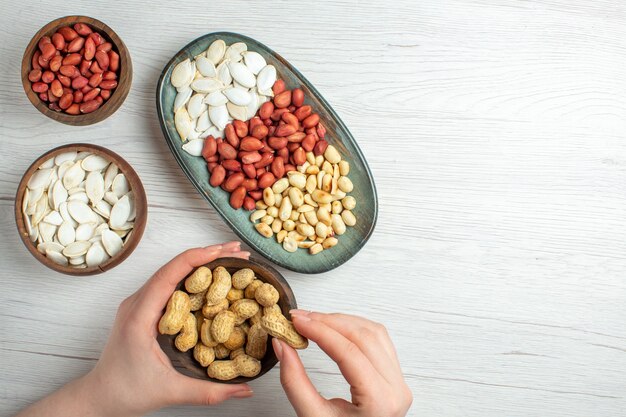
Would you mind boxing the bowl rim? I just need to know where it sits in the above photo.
[21,15,133,126]
[157,256,298,383]
[155,31,379,274]
[14,143,148,276]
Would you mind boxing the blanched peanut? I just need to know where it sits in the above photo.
[324,145,341,164]
[309,243,323,255]
[342,210,356,227]
[322,237,338,249]
[287,172,306,189]
[315,222,328,239]
[255,222,273,238]
[263,187,275,206]
[338,176,353,192]
[272,178,289,193]
[342,196,356,210]
[250,209,266,222]
[332,200,343,214]
[267,206,278,218]
[338,160,350,176]
[271,218,283,233]
[279,196,292,221]
[260,215,274,225]
[331,213,346,235]
[277,229,288,243]
[304,211,318,226]
[296,223,315,237]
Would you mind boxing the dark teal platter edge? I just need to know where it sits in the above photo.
[156,31,378,274]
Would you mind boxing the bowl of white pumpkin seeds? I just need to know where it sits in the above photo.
[15,143,147,275]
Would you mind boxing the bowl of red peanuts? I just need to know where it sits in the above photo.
[21,16,132,125]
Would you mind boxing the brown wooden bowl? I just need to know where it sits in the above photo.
[21,16,132,125]
[15,144,147,275]
[157,257,298,383]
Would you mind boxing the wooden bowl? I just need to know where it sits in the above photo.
[21,16,132,125]
[156,32,378,274]
[157,257,298,383]
[15,143,147,275]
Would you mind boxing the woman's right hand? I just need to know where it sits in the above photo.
[273,310,413,417]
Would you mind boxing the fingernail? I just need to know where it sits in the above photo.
[230,390,254,399]
[292,314,311,323]
[290,309,311,316]
[272,338,284,360]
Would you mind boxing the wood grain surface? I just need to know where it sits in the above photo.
[1,1,625,416]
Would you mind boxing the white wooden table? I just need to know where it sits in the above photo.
[1,1,625,416]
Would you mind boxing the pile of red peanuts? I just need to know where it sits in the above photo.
[201,79,328,210]
[28,23,120,115]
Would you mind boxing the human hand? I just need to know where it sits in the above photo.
[273,311,413,417]
[85,242,252,416]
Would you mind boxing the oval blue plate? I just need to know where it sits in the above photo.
[156,32,377,274]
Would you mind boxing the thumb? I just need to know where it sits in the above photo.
[273,338,326,416]
[170,374,253,405]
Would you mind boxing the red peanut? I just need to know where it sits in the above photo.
[210,165,226,187]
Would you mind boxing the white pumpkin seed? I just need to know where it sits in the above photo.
[190,78,223,94]
[223,87,251,106]
[28,168,54,190]
[58,221,76,246]
[22,188,30,214]
[56,160,74,180]
[111,174,129,197]
[242,51,266,75]
[182,139,205,157]
[58,202,77,227]
[46,249,68,266]
[171,59,193,88]
[86,171,105,205]
[67,200,97,224]
[39,159,55,169]
[207,39,226,64]
[75,223,95,241]
[196,110,211,132]
[94,200,112,219]
[31,194,48,227]
[174,86,192,112]
[187,93,206,119]
[256,65,277,91]
[228,62,256,88]
[39,222,57,243]
[216,61,232,85]
[54,151,77,166]
[225,42,247,62]
[63,241,91,258]
[102,229,123,257]
[81,154,109,171]
[69,255,86,266]
[175,107,193,141]
[103,164,118,191]
[51,180,68,210]
[209,104,229,130]
[227,102,248,121]
[204,90,228,106]
[104,191,119,205]
[245,93,260,120]
[37,241,64,254]
[196,56,217,77]
[110,195,131,229]
[62,162,85,190]
[86,242,108,267]
[43,210,63,226]
[68,192,89,204]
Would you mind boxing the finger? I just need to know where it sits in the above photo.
[136,246,225,314]
[291,315,382,394]
[169,374,253,405]
[292,311,402,384]
[273,338,328,416]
